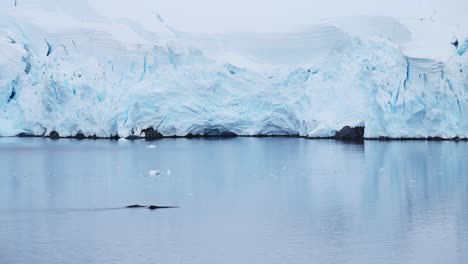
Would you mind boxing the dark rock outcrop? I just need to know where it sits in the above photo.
[186,127,238,138]
[186,133,203,138]
[141,127,163,141]
[334,126,364,140]
[49,131,60,139]
[75,132,86,140]
[125,135,141,140]
[186,131,238,138]
[17,132,37,137]
[203,128,238,137]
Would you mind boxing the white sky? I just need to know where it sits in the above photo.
[89,0,468,33]
[6,0,467,34]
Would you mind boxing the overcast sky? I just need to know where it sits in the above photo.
[89,0,467,33]
[7,1,467,33]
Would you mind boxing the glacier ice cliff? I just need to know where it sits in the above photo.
[0,1,467,139]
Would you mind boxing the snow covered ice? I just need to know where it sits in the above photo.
[0,0,467,139]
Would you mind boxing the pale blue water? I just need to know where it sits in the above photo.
[0,138,467,264]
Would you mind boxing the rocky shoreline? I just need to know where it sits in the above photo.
[9,126,468,141]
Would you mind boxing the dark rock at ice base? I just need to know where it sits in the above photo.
[203,128,238,137]
[186,129,238,138]
[17,132,37,137]
[141,127,163,141]
[334,126,365,140]
[75,132,86,140]
[49,131,60,139]
[109,134,120,140]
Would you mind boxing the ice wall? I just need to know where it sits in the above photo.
[0,2,467,138]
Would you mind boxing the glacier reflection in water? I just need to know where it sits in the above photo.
[0,138,467,264]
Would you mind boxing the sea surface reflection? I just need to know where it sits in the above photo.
[0,138,467,264]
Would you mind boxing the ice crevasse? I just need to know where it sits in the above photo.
[0,1,467,139]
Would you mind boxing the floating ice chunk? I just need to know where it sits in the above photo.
[148,169,161,177]
[146,145,156,149]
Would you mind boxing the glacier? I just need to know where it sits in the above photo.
[0,1,467,139]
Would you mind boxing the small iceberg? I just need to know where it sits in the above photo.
[148,169,161,177]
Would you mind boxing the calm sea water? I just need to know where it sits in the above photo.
[0,138,467,264]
